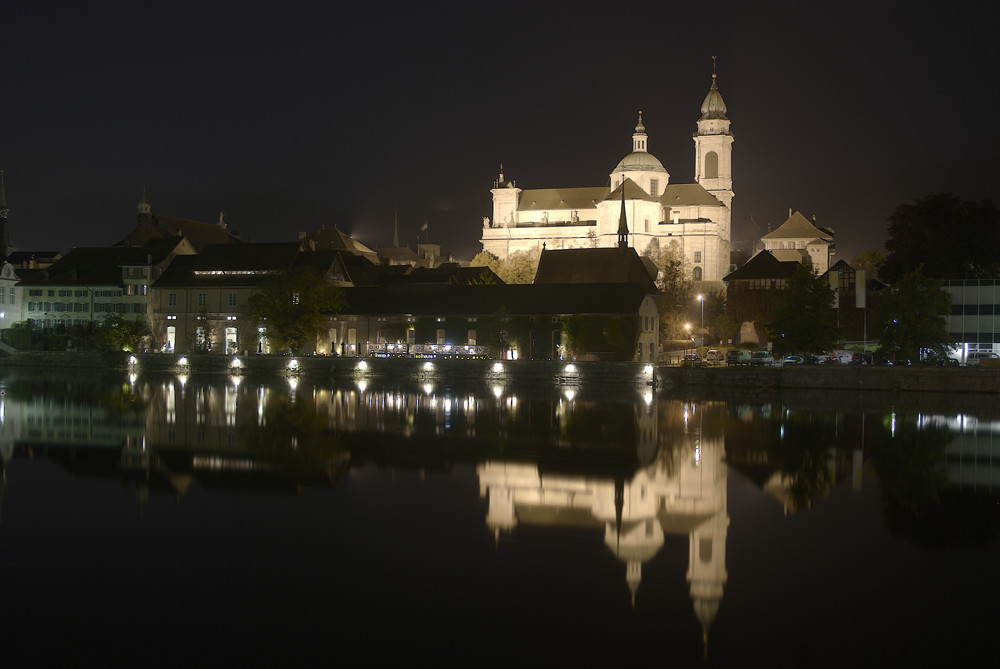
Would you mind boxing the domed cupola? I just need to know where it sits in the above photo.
[700,73,728,120]
[611,111,669,197]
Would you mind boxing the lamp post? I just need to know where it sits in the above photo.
[697,294,704,329]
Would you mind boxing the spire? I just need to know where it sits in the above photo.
[618,178,629,250]
[0,170,8,216]
[393,205,399,248]
[137,186,152,224]
[699,56,728,120]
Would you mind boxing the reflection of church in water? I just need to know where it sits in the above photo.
[478,402,728,640]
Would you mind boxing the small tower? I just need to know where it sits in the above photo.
[617,178,629,250]
[694,57,734,214]
[137,186,152,225]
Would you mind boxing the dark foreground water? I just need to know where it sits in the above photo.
[0,369,997,667]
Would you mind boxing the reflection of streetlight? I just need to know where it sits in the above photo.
[697,294,704,328]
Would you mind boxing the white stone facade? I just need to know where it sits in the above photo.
[481,70,734,284]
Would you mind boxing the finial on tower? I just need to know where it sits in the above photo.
[635,110,645,134]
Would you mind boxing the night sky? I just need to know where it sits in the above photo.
[3,1,997,262]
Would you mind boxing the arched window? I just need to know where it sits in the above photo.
[704,151,719,179]
[693,266,703,281]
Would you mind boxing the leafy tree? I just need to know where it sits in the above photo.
[851,248,886,281]
[563,315,639,361]
[643,239,692,338]
[767,261,838,356]
[872,270,954,363]
[881,193,1000,282]
[192,309,217,353]
[470,251,501,274]
[246,269,344,354]
[95,314,149,352]
[496,248,540,284]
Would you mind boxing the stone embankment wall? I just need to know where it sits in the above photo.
[665,365,1000,395]
[0,352,656,392]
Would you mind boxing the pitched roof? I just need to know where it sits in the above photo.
[338,283,650,318]
[154,242,324,287]
[660,183,724,208]
[517,187,608,212]
[605,178,660,203]
[300,227,379,263]
[20,239,185,286]
[534,248,657,293]
[762,211,834,241]
[120,214,242,252]
[723,250,798,282]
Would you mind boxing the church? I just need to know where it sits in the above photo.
[480,65,734,284]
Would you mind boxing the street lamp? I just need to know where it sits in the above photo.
[697,294,704,329]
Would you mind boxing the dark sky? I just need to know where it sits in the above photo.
[3,1,997,262]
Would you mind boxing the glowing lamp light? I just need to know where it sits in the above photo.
[178,357,189,366]
[357,380,368,392]
[564,364,576,374]
[288,359,298,370]
[563,388,576,401]
[357,360,368,371]
[643,390,653,405]
[492,362,503,374]
[423,383,434,395]
[492,385,503,399]
[128,355,139,367]
[643,365,653,375]
[231,356,242,368]
[423,361,434,371]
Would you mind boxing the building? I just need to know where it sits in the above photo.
[943,279,1000,363]
[119,188,242,252]
[481,64,733,285]
[761,210,835,274]
[19,238,192,334]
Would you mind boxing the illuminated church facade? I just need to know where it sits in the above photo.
[481,66,733,284]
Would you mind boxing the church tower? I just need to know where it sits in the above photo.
[693,58,734,214]
[137,186,152,225]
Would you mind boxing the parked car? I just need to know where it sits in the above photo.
[681,353,702,367]
[704,349,723,366]
[726,349,751,366]
[966,352,999,366]
[750,350,773,366]
[781,355,804,365]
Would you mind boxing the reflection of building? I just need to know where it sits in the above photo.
[477,401,728,641]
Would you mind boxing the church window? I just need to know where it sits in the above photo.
[694,251,702,263]
[649,179,659,197]
[705,151,719,179]
[693,267,703,281]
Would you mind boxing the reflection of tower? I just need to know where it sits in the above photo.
[476,400,729,642]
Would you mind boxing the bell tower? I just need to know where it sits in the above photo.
[693,57,734,214]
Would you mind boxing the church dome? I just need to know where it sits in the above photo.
[614,151,667,173]
[700,75,728,120]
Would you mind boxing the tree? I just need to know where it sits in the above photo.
[850,248,886,281]
[881,193,1000,282]
[767,261,838,356]
[643,239,692,339]
[95,313,149,352]
[470,251,501,275]
[495,248,540,284]
[872,270,954,363]
[246,269,344,354]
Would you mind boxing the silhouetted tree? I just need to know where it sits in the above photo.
[872,270,954,363]
[881,193,1000,282]
[246,269,344,354]
[767,262,838,356]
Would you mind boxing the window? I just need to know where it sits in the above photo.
[291,292,300,305]
[29,289,42,297]
[9,287,14,305]
[694,251,702,263]
[704,151,719,179]
[47,290,55,297]
[141,284,147,296]
[649,178,659,197]
[168,293,177,307]
[228,292,237,307]
[693,267,703,281]
[198,293,207,306]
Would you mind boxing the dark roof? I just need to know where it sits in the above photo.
[338,283,650,318]
[300,227,379,263]
[120,214,242,252]
[6,250,62,265]
[154,243,337,288]
[376,246,421,263]
[534,248,657,292]
[723,250,798,282]
[376,263,504,286]
[20,240,184,286]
